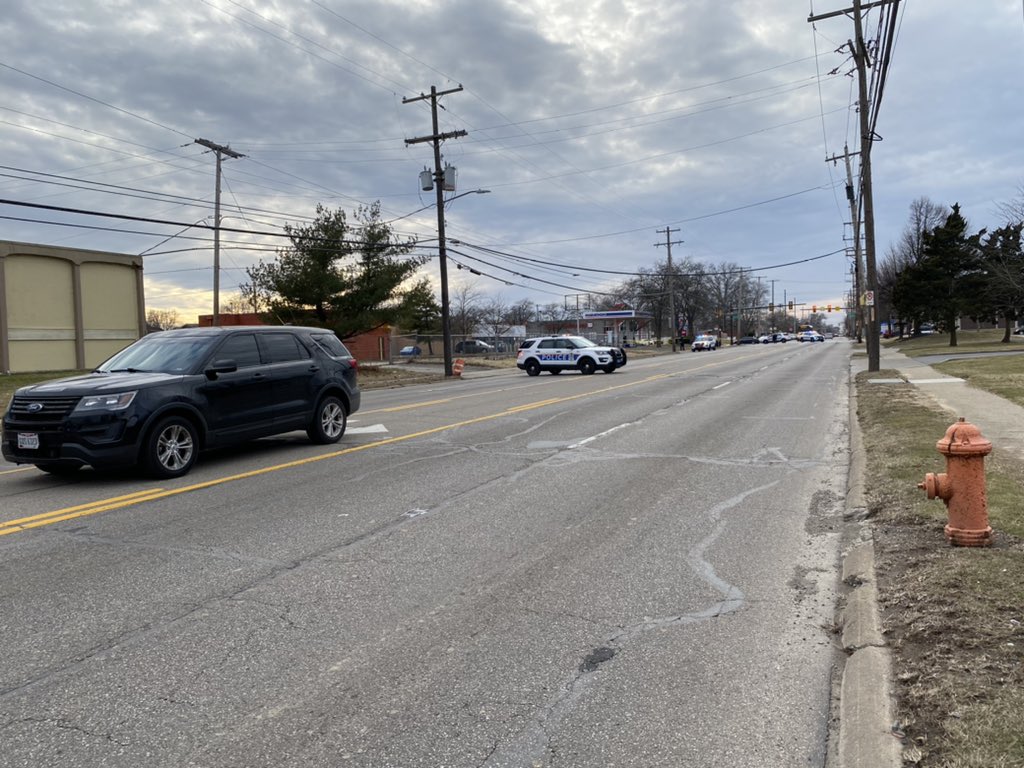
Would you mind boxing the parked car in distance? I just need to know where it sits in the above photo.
[691,334,718,351]
[1,326,361,479]
[760,333,788,343]
[797,331,825,342]
[736,336,759,345]
[399,345,422,356]
[454,339,494,354]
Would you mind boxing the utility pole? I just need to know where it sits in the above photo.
[768,279,778,331]
[809,0,899,371]
[655,227,683,351]
[403,85,468,377]
[828,143,865,344]
[195,138,244,326]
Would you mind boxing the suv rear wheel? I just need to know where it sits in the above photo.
[525,359,542,376]
[308,396,347,443]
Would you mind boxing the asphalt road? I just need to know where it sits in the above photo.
[0,340,852,767]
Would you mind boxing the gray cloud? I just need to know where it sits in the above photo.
[2,0,1022,319]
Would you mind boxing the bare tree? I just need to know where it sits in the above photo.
[506,298,534,326]
[221,293,254,315]
[537,302,575,334]
[881,197,949,336]
[703,261,745,340]
[477,295,512,348]
[996,183,1024,226]
[449,280,484,338]
[146,308,179,330]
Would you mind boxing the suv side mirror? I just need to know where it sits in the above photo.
[205,359,238,379]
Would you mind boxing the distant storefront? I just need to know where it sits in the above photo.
[0,240,146,374]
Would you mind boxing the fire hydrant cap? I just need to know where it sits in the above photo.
[936,418,992,456]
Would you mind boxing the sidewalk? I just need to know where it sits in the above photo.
[838,344,1024,767]
[858,345,1024,463]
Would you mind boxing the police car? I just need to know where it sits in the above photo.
[516,336,627,376]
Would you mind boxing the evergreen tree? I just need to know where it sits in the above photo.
[979,223,1024,341]
[242,202,423,338]
[911,204,983,347]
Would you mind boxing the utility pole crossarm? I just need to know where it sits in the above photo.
[404,130,467,146]
[194,138,244,159]
[402,85,464,104]
[807,0,895,22]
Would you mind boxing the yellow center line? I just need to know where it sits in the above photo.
[2,356,740,536]
[0,489,169,536]
[0,466,35,476]
[369,397,453,413]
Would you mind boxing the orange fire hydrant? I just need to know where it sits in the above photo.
[918,417,993,547]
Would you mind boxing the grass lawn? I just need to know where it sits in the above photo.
[0,370,85,408]
[857,369,1024,766]
[883,328,1024,357]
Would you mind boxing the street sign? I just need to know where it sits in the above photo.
[865,290,875,307]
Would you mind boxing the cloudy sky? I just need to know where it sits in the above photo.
[2,0,1023,325]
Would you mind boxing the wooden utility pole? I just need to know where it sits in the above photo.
[808,0,899,372]
[828,143,865,344]
[656,227,683,351]
[195,138,244,327]
[403,86,467,377]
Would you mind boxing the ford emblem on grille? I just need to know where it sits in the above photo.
[27,402,45,413]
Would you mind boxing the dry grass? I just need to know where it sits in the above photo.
[357,365,444,388]
[1,370,84,407]
[857,370,1024,767]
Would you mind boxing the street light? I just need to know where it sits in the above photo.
[434,187,490,377]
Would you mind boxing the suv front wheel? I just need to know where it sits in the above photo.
[144,416,198,478]
[308,396,347,443]
[578,358,596,375]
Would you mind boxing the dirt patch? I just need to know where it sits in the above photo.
[857,371,1024,766]
[358,365,444,389]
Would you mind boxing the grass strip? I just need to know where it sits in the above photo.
[856,370,1024,767]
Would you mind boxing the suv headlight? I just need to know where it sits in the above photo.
[73,391,137,413]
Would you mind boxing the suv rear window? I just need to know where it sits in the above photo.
[260,332,310,363]
[310,333,351,358]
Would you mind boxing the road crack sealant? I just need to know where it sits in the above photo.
[480,479,782,767]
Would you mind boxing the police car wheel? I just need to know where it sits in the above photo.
[549,368,562,374]
[578,358,596,375]
[525,359,541,376]
[603,365,616,373]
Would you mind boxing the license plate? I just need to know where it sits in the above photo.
[17,432,40,450]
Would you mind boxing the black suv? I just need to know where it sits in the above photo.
[2,326,361,478]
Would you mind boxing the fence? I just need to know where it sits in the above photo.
[389,334,524,361]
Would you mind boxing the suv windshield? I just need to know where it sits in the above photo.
[97,334,217,374]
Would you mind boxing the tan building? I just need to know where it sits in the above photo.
[0,240,145,374]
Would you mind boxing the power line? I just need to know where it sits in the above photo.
[0,61,192,139]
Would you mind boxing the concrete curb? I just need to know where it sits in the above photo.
[835,366,902,768]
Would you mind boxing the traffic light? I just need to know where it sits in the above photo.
[812,305,817,313]
[788,301,794,311]
[827,304,833,312]
[769,302,774,313]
